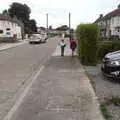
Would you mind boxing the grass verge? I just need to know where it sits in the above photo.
[100,103,112,120]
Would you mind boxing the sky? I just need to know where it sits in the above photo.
[0,0,119,29]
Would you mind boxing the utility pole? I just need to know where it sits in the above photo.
[46,13,48,30]
[69,13,71,40]
[69,13,71,30]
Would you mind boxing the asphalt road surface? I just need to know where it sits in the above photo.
[0,37,59,120]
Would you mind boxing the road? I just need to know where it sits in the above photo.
[0,37,58,120]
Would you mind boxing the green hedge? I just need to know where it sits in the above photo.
[76,24,99,65]
[98,41,120,60]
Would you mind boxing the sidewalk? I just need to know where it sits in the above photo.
[8,41,104,120]
[0,39,28,51]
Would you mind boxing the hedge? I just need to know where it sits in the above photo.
[76,24,99,65]
[98,40,120,60]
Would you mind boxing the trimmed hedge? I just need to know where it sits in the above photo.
[0,37,14,42]
[98,40,120,60]
[76,24,99,65]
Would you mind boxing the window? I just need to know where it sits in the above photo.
[0,30,3,34]
[6,28,10,31]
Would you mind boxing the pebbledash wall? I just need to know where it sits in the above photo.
[110,16,120,37]
[0,14,23,41]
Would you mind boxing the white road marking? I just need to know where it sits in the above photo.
[3,65,45,120]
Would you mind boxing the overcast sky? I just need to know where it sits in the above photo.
[0,0,119,28]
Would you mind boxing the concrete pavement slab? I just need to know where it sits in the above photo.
[7,55,104,120]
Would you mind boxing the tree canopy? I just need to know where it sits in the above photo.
[2,9,9,15]
[2,2,37,34]
[39,27,46,30]
[8,2,31,22]
[29,19,37,33]
[56,25,69,31]
[49,25,52,30]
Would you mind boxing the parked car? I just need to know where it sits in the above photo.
[101,50,120,80]
[29,34,42,44]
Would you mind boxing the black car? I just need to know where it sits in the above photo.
[101,50,120,79]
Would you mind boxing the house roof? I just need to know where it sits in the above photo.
[104,8,120,20]
[0,14,23,26]
[95,5,120,23]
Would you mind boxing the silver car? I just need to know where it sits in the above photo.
[29,34,42,44]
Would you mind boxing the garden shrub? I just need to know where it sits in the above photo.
[76,24,99,65]
[98,40,120,60]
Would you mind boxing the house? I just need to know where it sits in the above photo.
[95,4,120,39]
[0,14,23,41]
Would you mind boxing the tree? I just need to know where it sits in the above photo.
[8,2,31,20]
[8,2,31,33]
[39,27,46,30]
[56,25,69,31]
[29,19,37,33]
[2,9,9,15]
[49,25,52,30]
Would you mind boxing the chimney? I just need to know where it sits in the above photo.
[100,14,103,18]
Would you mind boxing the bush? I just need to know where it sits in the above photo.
[98,41,120,60]
[76,24,99,65]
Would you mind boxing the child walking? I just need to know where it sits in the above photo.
[70,39,77,57]
[60,39,66,56]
